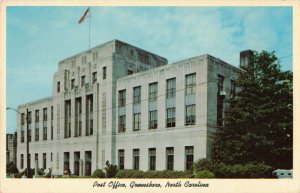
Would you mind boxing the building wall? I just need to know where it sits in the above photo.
[16,39,240,175]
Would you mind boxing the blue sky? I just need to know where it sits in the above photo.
[6,6,293,133]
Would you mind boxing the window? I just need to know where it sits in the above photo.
[218,75,225,91]
[185,105,196,125]
[71,59,76,67]
[103,66,106,80]
[57,82,60,93]
[185,146,194,171]
[71,79,75,89]
[118,115,126,133]
[133,149,139,170]
[92,72,97,84]
[65,100,71,138]
[43,108,47,140]
[133,86,141,104]
[230,80,236,97]
[166,78,176,98]
[43,153,46,169]
[35,153,38,162]
[82,56,87,64]
[21,113,25,143]
[133,113,141,131]
[28,112,32,142]
[185,73,196,95]
[118,150,124,170]
[93,51,98,61]
[128,70,133,75]
[51,106,53,140]
[166,147,174,171]
[35,110,39,141]
[166,107,176,127]
[118,90,126,107]
[149,110,157,129]
[75,98,82,137]
[149,82,158,102]
[20,154,24,169]
[51,153,53,162]
[149,148,156,170]
[86,95,93,136]
[81,76,85,87]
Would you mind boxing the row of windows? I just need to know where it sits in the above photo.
[20,107,54,143]
[20,152,51,170]
[118,104,195,132]
[57,67,107,93]
[118,146,194,171]
[118,73,196,107]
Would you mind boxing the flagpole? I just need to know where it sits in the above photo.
[89,7,91,51]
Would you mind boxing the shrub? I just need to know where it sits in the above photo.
[116,170,145,178]
[104,160,118,178]
[115,170,194,178]
[193,158,215,173]
[92,169,105,178]
[6,162,19,174]
[194,170,215,178]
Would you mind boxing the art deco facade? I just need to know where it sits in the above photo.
[16,40,241,176]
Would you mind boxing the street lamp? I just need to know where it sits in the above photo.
[6,107,30,178]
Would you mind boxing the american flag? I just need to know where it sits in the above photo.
[78,7,90,24]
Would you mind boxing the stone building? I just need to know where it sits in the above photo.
[6,133,17,165]
[16,39,241,176]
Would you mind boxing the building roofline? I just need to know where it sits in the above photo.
[59,39,168,64]
[18,96,53,109]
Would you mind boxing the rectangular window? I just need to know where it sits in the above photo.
[35,110,39,141]
[185,73,196,95]
[166,78,176,98]
[86,95,93,136]
[43,108,47,140]
[118,90,126,107]
[43,153,46,169]
[166,147,174,171]
[75,97,82,137]
[185,105,196,125]
[118,115,126,133]
[28,111,32,142]
[92,72,97,84]
[81,76,85,87]
[65,100,71,138]
[103,66,106,80]
[82,56,87,64]
[21,113,25,143]
[51,153,53,162]
[133,86,141,104]
[35,153,38,162]
[71,79,75,89]
[185,146,194,171]
[118,150,124,170]
[20,154,24,169]
[149,148,156,171]
[133,113,141,131]
[218,75,225,91]
[166,107,176,127]
[93,51,98,61]
[51,106,53,140]
[133,149,139,170]
[149,82,158,102]
[149,110,157,129]
[57,81,60,93]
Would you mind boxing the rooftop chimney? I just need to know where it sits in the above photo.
[240,50,254,68]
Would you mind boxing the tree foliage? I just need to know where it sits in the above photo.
[212,51,292,169]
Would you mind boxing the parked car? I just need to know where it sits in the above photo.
[272,169,293,179]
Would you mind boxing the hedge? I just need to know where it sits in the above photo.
[116,170,194,178]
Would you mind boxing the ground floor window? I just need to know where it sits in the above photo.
[133,149,139,170]
[166,147,174,170]
[185,146,194,171]
[149,148,156,170]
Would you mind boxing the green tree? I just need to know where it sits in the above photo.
[212,51,292,169]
